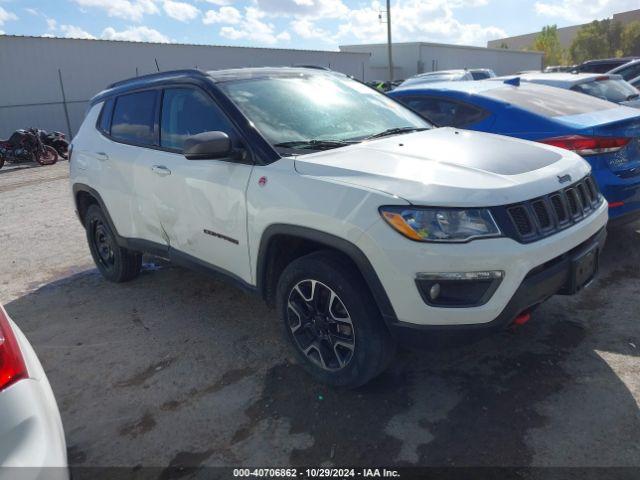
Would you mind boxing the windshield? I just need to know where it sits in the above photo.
[218,73,430,152]
[572,79,639,103]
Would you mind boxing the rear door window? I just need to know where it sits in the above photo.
[400,96,488,127]
[483,83,615,117]
[160,87,234,151]
[471,71,489,80]
[111,90,158,145]
[618,63,640,81]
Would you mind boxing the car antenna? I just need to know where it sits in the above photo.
[504,76,520,86]
[155,58,160,72]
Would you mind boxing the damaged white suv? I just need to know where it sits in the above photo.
[70,68,607,387]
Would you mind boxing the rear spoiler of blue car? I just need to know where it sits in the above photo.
[503,77,520,87]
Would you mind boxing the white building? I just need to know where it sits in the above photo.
[340,41,543,81]
[0,35,371,138]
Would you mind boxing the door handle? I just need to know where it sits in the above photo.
[151,165,171,176]
[95,152,109,161]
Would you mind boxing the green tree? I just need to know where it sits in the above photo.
[621,21,640,56]
[499,42,509,49]
[532,25,565,66]
[569,19,623,63]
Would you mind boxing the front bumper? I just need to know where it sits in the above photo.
[386,227,606,347]
[357,199,608,329]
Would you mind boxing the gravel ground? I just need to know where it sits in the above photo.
[1,162,639,471]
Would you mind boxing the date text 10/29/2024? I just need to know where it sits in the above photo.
[233,468,401,478]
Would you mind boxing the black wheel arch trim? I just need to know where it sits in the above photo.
[256,224,398,324]
[73,184,122,237]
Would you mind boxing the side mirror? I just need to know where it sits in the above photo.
[183,131,232,160]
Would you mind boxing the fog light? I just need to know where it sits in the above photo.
[415,271,504,307]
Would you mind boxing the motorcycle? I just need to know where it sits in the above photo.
[0,128,58,170]
[37,129,69,160]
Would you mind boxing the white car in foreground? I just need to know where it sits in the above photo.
[0,305,68,477]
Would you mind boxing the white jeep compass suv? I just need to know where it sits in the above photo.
[70,68,607,387]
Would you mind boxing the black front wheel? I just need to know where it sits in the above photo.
[85,205,141,282]
[277,251,396,388]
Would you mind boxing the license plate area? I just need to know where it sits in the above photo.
[566,244,599,294]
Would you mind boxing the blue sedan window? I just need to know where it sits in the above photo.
[399,96,488,127]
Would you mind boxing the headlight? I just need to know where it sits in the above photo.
[379,206,501,242]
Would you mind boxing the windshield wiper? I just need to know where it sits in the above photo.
[273,139,358,150]
[363,126,429,140]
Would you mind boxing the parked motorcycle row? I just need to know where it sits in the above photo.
[0,127,69,170]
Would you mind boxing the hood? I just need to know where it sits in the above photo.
[293,128,591,207]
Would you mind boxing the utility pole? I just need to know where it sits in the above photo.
[386,0,393,82]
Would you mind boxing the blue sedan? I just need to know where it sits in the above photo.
[389,79,640,222]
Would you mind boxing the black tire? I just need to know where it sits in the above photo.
[85,204,142,282]
[276,250,396,388]
[0,155,4,170]
[36,145,58,166]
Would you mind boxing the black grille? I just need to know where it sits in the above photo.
[550,194,568,223]
[501,175,601,242]
[508,206,533,235]
[532,200,552,229]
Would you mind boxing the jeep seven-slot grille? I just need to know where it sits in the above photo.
[502,175,602,243]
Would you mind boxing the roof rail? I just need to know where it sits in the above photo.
[107,69,206,89]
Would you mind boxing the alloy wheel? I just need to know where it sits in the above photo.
[287,279,356,371]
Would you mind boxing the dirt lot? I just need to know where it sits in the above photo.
[1,162,639,470]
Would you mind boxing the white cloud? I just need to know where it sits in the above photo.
[255,0,349,19]
[0,6,18,26]
[217,7,291,44]
[335,0,505,47]
[101,25,171,42]
[163,0,200,22]
[205,0,233,4]
[60,24,97,39]
[46,18,57,31]
[534,0,640,23]
[291,18,332,41]
[203,6,241,24]
[72,0,159,22]
[25,8,39,16]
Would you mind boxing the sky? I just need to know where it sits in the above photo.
[0,0,638,50]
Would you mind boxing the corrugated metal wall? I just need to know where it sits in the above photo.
[420,44,543,76]
[0,36,370,138]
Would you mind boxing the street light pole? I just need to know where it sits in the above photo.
[386,0,393,82]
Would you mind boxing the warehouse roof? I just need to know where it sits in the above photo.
[340,41,543,55]
[0,34,370,56]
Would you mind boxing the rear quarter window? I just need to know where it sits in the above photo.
[97,99,114,135]
[483,83,616,117]
[111,90,158,145]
